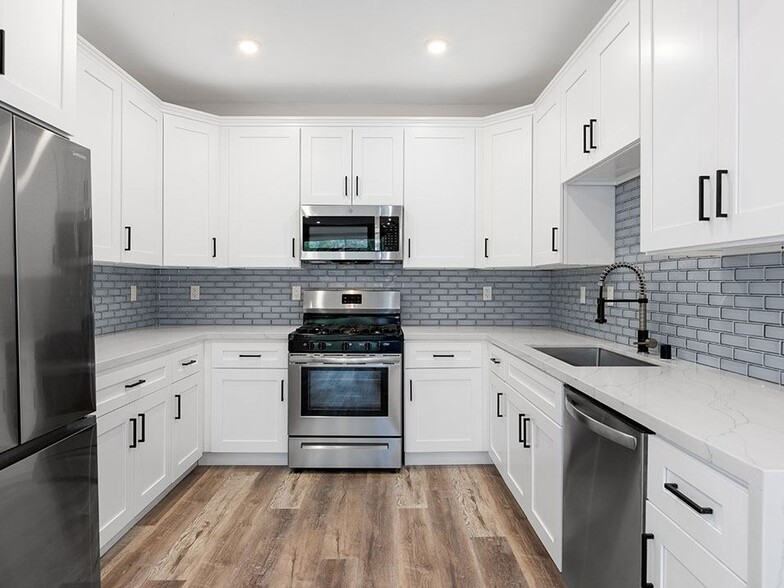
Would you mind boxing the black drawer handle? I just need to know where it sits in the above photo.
[181,359,197,367]
[432,354,455,358]
[642,532,654,588]
[125,379,146,389]
[125,226,132,251]
[551,227,558,252]
[664,482,713,515]
[520,415,531,448]
[212,237,217,258]
[175,394,182,420]
[496,392,503,418]
[716,169,728,218]
[239,354,261,358]
[583,123,590,154]
[484,238,489,259]
[137,413,146,443]
[129,418,137,449]
[490,358,501,365]
[589,118,597,150]
[698,176,710,221]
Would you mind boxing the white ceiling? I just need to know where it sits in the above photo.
[77,0,616,116]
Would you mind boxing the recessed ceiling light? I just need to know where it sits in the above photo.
[426,39,448,55]
[237,38,260,56]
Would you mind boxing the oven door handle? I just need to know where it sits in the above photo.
[290,356,401,366]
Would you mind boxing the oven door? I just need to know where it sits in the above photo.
[289,354,402,437]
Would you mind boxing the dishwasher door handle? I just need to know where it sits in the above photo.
[565,398,638,451]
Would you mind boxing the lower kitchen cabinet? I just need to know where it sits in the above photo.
[171,373,203,479]
[131,387,172,514]
[404,368,483,453]
[488,373,509,471]
[211,368,288,453]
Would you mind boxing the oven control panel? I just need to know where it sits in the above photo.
[288,339,403,354]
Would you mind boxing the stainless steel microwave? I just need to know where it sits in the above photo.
[300,205,403,263]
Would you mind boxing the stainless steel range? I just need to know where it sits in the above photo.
[288,290,403,469]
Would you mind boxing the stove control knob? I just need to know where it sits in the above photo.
[317,341,326,351]
[364,342,372,352]
[306,341,315,351]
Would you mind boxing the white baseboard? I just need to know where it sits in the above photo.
[198,452,288,466]
[404,451,491,466]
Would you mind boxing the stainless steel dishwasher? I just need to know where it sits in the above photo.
[562,385,652,588]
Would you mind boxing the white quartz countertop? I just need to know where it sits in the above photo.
[96,325,784,482]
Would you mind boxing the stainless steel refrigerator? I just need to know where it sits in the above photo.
[0,109,99,586]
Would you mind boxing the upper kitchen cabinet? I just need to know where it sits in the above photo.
[227,127,301,268]
[480,116,533,268]
[0,0,76,134]
[404,127,476,268]
[121,82,163,265]
[163,114,223,267]
[641,0,784,253]
[74,47,122,263]
[561,0,639,182]
[532,91,563,266]
[301,127,403,206]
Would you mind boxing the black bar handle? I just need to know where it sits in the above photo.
[642,532,654,588]
[518,414,525,443]
[212,237,217,258]
[583,124,590,154]
[292,237,296,258]
[490,358,501,364]
[432,354,455,358]
[407,238,411,259]
[496,392,503,418]
[344,175,348,197]
[129,418,137,449]
[175,394,182,420]
[0,30,6,76]
[181,359,196,367]
[716,169,728,218]
[484,238,489,259]
[409,380,413,402]
[125,379,146,389]
[698,175,710,221]
[239,353,261,358]
[280,380,285,402]
[355,175,359,198]
[522,416,531,448]
[125,226,132,251]
[551,227,558,252]
[137,413,146,443]
[664,483,714,514]
[589,118,597,149]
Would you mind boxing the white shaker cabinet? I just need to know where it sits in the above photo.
[133,387,171,513]
[121,83,163,265]
[351,127,403,205]
[532,91,563,266]
[301,127,353,205]
[561,57,596,181]
[74,48,122,263]
[227,127,300,268]
[403,127,476,268]
[171,373,203,480]
[163,115,223,267]
[480,116,533,268]
[488,374,509,473]
[0,0,76,134]
[97,404,136,547]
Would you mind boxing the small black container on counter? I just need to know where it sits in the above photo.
[660,344,672,360]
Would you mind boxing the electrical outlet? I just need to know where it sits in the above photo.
[130,285,137,302]
[483,286,493,301]
[580,286,586,304]
[606,285,614,306]
[291,286,302,301]
[190,285,200,301]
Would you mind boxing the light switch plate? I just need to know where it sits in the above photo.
[292,286,302,301]
[606,285,614,306]
[580,286,586,304]
[130,285,137,302]
[483,286,493,301]
[190,285,200,301]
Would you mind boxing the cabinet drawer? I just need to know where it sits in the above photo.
[96,356,170,417]
[505,355,563,425]
[488,345,508,379]
[211,341,287,369]
[405,341,482,369]
[171,344,203,382]
[648,436,749,581]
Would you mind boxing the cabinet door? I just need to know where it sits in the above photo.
[481,117,533,268]
[301,127,352,205]
[639,0,728,252]
[163,115,222,267]
[593,0,640,160]
[227,127,300,268]
[0,0,76,134]
[351,127,403,205]
[561,58,595,181]
[405,368,483,453]
[645,503,745,588]
[505,389,532,509]
[121,83,162,265]
[74,49,122,263]
[532,93,563,266]
[133,387,171,512]
[171,374,202,480]
[97,405,135,548]
[488,374,508,472]
[404,127,476,268]
[211,369,287,453]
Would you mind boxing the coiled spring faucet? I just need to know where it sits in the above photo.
[595,262,658,353]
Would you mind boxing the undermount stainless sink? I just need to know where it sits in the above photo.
[533,346,657,368]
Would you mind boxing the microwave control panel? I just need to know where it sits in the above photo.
[380,217,400,251]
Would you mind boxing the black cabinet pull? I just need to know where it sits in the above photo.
[125,379,146,389]
[518,414,525,443]
[212,237,217,258]
[716,169,728,218]
[496,392,503,418]
[181,359,196,367]
[432,354,455,358]
[137,413,146,443]
[407,238,411,259]
[589,118,597,149]
[551,227,558,252]
[409,380,413,402]
[484,238,489,259]
[582,124,590,154]
[521,416,531,448]
[292,237,296,258]
[698,175,710,221]
[664,482,713,514]
[0,30,6,76]
[175,395,182,420]
[280,380,285,402]
[344,175,348,197]
[125,226,132,251]
[641,533,654,588]
[490,358,501,364]
[355,175,359,197]
[129,418,137,449]
[239,353,261,358]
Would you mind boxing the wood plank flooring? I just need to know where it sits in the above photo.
[101,465,565,588]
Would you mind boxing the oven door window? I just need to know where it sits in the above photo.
[301,367,388,417]
[302,216,376,252]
